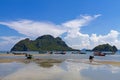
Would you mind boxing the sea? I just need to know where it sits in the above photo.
[0,50,120,80]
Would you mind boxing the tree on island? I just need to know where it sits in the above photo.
[92,43,118,52]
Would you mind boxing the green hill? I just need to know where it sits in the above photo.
[11,35,74,51]
[92,43,118,52]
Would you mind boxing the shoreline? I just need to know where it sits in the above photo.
[0,54,120,67]
[0,53,50,56]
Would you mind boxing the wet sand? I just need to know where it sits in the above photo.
[94,60,120,67]
[0,54,120,67]
[1,54,120,80]
[0,53,50,57]
[0,54,64,68]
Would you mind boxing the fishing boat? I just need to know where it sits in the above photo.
[93,51,106,56]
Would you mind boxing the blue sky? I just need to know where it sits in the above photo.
[0,0,120,50]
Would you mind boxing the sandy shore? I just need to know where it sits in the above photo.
[0,54,120,67]
[94,60,120,67]
[0,53,50,56]
[0,54,63,62]
[0,54,64,68]
[0,58,63,68]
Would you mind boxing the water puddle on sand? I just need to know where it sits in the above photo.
[0,59,120,80]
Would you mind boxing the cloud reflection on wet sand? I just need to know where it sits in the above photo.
[1,60,120,80]
[2,62,88,80]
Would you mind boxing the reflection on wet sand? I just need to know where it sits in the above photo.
[24,59,64,68]
[0,58,64,68]
[1,57,120,67]
[0,54,120,80]
[1,60,120,80]
[1,62,88,80]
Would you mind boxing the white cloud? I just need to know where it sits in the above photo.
[64,29,120,49]
[89,30,120,49]
[0,20,66,38]
[63,14,101,49]
[1,14,120,50]
[62,14,120,49]
[62,14,100,38]
[0,36,25,51]
[63,14,101,28]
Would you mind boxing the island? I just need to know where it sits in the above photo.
[11,35,75,51]
[92,43,118,56]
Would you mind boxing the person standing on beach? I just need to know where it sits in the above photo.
[89,55,94,63]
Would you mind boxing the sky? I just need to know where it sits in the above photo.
[0,0,120,51]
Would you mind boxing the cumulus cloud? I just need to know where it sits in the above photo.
[62,14,120,49]
[64,29,120,49]
[1,14,120,50]
[62,14,101,38]
[62,14,101,49]
[89,30,120,49]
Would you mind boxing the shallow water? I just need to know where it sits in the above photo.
[0,59,120,80]
[1,53,120,61]
[0,62,26,79]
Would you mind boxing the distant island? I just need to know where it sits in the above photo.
[92,43,118,52]
[11,35,75,51]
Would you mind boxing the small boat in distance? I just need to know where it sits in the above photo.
[54,52,66,55]
[93,51,106,56]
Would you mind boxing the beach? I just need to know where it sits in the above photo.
[0,54,120,66]
[0,53,120,80]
